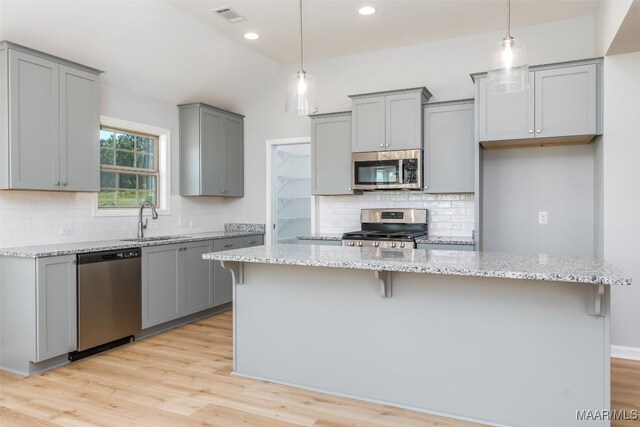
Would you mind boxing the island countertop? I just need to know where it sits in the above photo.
[203,243,631,286]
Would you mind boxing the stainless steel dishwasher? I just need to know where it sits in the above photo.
[72,248,142,360]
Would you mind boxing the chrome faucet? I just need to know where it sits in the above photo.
[138,201,158,239]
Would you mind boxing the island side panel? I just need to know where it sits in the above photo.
[234,263,610,427]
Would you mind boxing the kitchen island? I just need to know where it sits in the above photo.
[203,244,630,427]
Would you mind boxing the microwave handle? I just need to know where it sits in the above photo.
[398,159,404,185]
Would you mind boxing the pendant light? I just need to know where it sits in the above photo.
[286,0,317,115]
[487,0,529,94]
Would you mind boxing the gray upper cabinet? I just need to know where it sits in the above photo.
[59,65,100,191]
[0,42,101,191]
[179,103,244,197]
[424,100,475,193]
[475,59,602,148]
[35,255,77,362]
[534,64,598,138]
[310,111,354,195]
[351,96,385,152]
[477,73,534,142]
[350,88,431,153]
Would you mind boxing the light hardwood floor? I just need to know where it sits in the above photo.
[1,310,638,427]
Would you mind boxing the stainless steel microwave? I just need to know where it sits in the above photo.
[352,149,422,190]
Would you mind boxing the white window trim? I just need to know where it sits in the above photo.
[92,116,171,217]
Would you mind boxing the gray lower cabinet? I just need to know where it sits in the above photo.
[475,59,601,145]
[179,103,244,197]
[350,88,431,153]
[142,244,182,329]
[183,241,215,315]
[310,112,354,195]
[424,100,474,193]
[0,254,77,375]
[213,237,243,306]
[35,255,77,362]
[142,235,263,328]
[0,42,101,191]
[416,243,474,251]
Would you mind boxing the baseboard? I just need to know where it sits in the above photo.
[611,345,640,361]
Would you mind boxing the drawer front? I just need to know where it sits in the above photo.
[241,235,264,248]
[214,237,243,252]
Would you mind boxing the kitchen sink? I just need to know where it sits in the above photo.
[121,235,187,242]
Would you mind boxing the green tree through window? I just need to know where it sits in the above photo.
[99,127,159,208]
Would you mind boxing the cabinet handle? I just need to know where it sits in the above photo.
[529,130,533,134]
[222,189,227,194]
[72,259,77,264]
[55,181,60,186]
[248,241,256,245]
[62,182,68,187]
[224,244,233,248]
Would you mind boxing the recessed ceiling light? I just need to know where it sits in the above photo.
[358,6,376,16]
[244,32,260,40]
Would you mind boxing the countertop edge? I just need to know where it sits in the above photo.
[203,253,631,286]
[296,235,476,246]
[0,231,265,258]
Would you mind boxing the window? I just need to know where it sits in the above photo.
[99,127,159,208]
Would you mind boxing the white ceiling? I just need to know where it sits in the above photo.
[169,0,600,65]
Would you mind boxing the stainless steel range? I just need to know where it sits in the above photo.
[342,208,428,249]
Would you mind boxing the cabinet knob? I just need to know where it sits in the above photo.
[529,130,533,134]
[55,181,60,186]
[62,182,68,187]
[348,187,352,191]
[385,144,390,147]
[72,259,77,264]
[379,144,384,147]
[536,129,541,133]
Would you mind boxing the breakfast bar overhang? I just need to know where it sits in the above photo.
[204,244,631,427]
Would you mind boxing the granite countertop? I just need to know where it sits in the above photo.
[0,228,264,258]
[297,234,475,246]
[203,243,631,286]
[415,236,475,246]
[297,234,343,241]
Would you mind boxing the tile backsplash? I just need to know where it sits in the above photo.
[0,191,227,248]
[317,192,475,238]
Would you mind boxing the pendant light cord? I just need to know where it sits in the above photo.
[506,0,511,39]
[299,0,304,72]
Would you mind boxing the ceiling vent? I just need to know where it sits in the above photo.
[212,6,246,23]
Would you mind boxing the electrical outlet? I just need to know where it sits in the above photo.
[178,215,187,227]
[59,227,74,236]
[538,211,548,225]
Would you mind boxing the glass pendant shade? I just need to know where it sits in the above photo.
[285,71,318,115]
[487,37,529,94]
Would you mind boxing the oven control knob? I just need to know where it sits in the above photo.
[400,242,405,248]
[391,242,396,248]
[373,242,379,247]
[357,241,363,247]
[349,241,355,247]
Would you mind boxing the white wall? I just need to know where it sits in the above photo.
[603,52,640,349]
[594,0,634,55]
[482,145,596,256]
[227,16,596,228]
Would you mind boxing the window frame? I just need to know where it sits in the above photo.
[93,116,171,218]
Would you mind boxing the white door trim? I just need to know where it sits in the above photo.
[265,137,314,246]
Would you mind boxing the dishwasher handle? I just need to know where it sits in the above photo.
[77,248,142,265]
